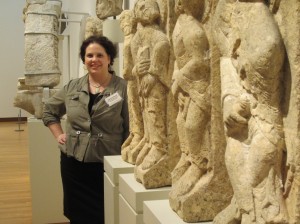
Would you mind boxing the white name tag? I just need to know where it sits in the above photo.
[105,92,122,106]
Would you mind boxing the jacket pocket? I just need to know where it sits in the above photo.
[65,130,89,159]
[68,94,81,107]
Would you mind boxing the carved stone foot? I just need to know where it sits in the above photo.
[173,163,204,197]
[213,197,240,224]
[171,153,190,184]
[140,146,166,170]
[127,135,144,164]
[121,133,134,161]
[135,141,151,166]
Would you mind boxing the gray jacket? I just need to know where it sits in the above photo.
[42,74,129,162]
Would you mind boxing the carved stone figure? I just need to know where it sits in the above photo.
[130,0,175,188]
[84,16,103,39]
[168,0,232,222]
[270,1,300,223]
[96,0,123,19]
[119,10,144,164]
[213,1,288,223]
[24,0,62,87]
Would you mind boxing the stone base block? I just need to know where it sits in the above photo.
[119,194,143,224]
[143,200,213,224]
[119,173,171,214]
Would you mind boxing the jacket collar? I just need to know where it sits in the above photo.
[77,73,117,95]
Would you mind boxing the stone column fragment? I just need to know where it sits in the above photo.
[24,0,62,87]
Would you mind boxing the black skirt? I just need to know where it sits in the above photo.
[60,152,104,224]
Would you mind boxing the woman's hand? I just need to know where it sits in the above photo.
[57,133,66,145]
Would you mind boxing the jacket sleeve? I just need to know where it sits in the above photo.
[42,86,67,126]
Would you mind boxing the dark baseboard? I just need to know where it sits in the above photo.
[0,117,27,122]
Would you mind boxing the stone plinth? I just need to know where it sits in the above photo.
[103,155,134,224]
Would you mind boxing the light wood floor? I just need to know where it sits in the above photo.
[0,121,32,224]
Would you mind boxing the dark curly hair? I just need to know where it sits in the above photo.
[80,35,117,66]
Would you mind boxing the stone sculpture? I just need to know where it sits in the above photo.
[14,86,58,119]
[168,0,232,222]
[277,1,300,223]
[120,10,144,164]
[213,0,288,223]
[84,16,103,40]
[24,0,61,87]
[129,0,179,188]
[96,0,123,19]
[15,0,62,118]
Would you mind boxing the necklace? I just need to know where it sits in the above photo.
[89,73,111,94]
[89,83,101,93]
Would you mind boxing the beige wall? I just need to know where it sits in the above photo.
[0,1,26,118]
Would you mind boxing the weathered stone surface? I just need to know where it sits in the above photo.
[15,0,62,118]
[14,88,59,119]
[275,1,300,224]
[96,0,123,19]
[120,10,144,164]
[84,16,103,39]
[17,77,37,91]
[118,0,299,222]
[24,0,61,87]
[168,0,232,222]
[123,0,180,189]
[212,1,300,223]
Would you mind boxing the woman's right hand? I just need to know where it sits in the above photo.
[57,133,66,145]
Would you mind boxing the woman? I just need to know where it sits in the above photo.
[42,35,129,224]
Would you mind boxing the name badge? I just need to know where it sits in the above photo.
[105,92,122,106]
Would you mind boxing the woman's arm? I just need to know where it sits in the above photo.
[47,122,66,145]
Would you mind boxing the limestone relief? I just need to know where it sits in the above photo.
[14,0,62,118]
[96,0,123,19]
[213,0,290,223]
[168,0,232,222]
[127,0,179,188]
[84,16,103,40]
[120,10,144,164]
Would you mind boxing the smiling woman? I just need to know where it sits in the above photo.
[42,35,129,224]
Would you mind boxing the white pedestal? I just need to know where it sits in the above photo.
[143,200,213,224]
[118,173,171,224]
[28,118,68,224]
[119,194,143,224]
[104,155,134,224]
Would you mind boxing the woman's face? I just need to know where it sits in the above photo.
[84,43,111,75]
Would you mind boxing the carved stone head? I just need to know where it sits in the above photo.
[120,10,137,36]
[175,0,205,19]
[96,0,123,19]
[134,0,160,26]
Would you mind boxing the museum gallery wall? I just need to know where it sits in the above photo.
[14,0,300,223]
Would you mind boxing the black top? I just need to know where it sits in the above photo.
[88,93,102,114]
